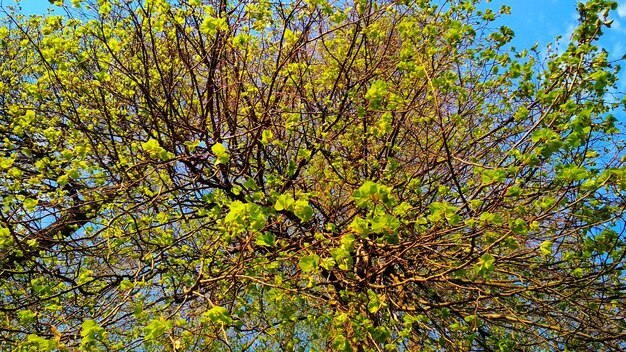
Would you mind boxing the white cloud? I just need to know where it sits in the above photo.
[617,2,626,18]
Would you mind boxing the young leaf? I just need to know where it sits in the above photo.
[299,254,320,273]
[204,306,232,325]
[211,143,230,165]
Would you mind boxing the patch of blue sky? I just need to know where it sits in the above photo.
[505,1,623,135]
[6,0,624,53]
[1,0,54,15]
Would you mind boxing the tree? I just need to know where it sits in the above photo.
[0,0,625,350]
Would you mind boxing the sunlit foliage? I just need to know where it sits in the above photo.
[1,0,625,350]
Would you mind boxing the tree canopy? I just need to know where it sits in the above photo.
[1,0,625,350]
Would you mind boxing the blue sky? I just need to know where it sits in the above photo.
[489,1,626,93]
[492,0,584,49]
[10,0,625,56]
[5,0,626,91]
[490,0,626,59]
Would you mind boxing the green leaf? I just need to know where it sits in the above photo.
[224,201,266,231]
[119,279,133,290]
[255,232,275,247]
[274,194,294,211]
[333,335,353,352]
[349,217,369,237]
[475,253,495,278]
[57,174,69,186]
[428,202,459,224]
[141,138,170,161]
[144,318,173,341]
[370,326,391,343]
[320,257,336,270]
[0,157,14,169]
[506,185,522,197]
[17,310,36,324]
[204,306,232,325]
[340,233,355,252]
[299,254,320,273]
[510,218,528,235]
[211,143,230,165]
[200,15,228,35]
[261,129,273,145]
[365,80,387,109]
[142,138,160,152]
[26,334,56,351]
[479,212,504,225]
[539,240,553,256]
[211,142,227,155]
[481,168,507,184]
[294,200,313,222]
[558,165,590,181]
[330,248,353,270]
[68,168,80,179]
[352,181,393,208]
[367,289,383,313]
[184,140,201,152]
[24,198,38,211]
[298,147,312,160]
[81,319,106,347]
